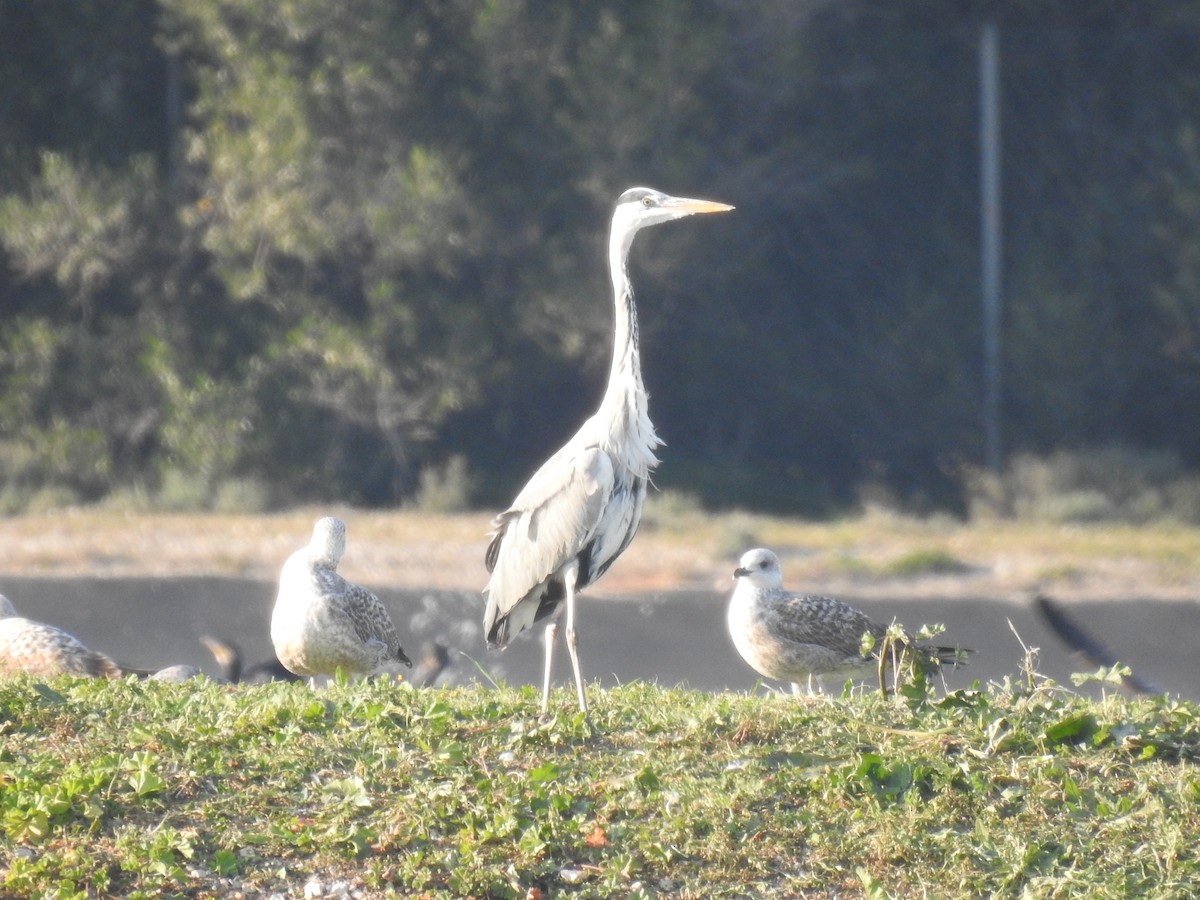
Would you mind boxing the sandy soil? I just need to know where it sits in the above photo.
[4,507,1200,603]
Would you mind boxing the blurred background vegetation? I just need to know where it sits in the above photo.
[3,1,1200,521]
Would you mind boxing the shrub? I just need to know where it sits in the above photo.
[411,455,474,513]
[963,444,1200,524]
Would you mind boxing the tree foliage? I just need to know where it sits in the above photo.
[2,1,1200,513]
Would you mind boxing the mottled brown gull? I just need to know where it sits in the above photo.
[0,593,122,679]
[727,548,964,695]
[271,517,412,680]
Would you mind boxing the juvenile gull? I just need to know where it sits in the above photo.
[271,517,412,680]
[727,548,964,694]
[0,593,122,679]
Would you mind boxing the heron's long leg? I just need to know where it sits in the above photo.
[540,621,557,715]
[563,573,588,716]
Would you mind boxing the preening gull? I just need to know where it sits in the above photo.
[271,517,412,680]
[0,593,122,679]
[727,548,965,694]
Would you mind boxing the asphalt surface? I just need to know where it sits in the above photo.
[2,576,1195,700]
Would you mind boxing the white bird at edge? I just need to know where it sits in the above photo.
[728,548,967,695]
[271,516,411,682]
[483,187,734,716]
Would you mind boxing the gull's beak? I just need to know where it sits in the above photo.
[666,196,735,215]
[732,566,750,580]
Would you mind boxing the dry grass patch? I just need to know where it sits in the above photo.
[4,505,1200,601]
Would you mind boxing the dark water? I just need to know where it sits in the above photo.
[2,576,1195,700]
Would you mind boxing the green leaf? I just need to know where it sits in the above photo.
[1044,714,1098,746]
[528,762,560,785]
[129,768,166,797]
[31,683,67,704]
[634,766,661,794]
[212,849,239,876]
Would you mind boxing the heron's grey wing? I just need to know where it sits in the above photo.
[484,444,615,620]
[485,440,589,574]
[770,594,886,659]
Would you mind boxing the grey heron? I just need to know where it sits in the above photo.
[0,593,122,678]
[483,186,733,715]
[271,516,412,680]
[728,548,965,694]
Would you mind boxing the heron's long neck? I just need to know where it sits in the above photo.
[599,229,660,475]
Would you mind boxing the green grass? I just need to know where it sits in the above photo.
[878,548,972,578]
[2,675,1199,899]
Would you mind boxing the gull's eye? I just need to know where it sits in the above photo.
[642,196,654,208]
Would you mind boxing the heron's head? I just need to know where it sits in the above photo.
[732,547,784,590]
[612,187,734,239]
[309,516,347,567]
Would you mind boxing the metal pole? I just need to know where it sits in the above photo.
[980,23,1003,474]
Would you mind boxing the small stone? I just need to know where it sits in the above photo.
[559,867,587,885]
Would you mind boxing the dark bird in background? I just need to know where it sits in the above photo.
[410,641,452,687]
[200,634,299,684]
[201,633,450,688]
[1033,593,1162,696]
[483,187,733,716]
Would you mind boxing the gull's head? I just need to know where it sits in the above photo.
[611,186,734,244]
[0,594,16,618]
[732,547,784,591]
[309,516,347,568]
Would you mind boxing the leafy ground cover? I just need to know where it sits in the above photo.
[2,670,1199,899]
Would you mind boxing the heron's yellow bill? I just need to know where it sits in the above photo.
[668,197,735,214]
